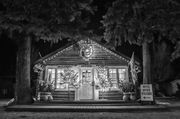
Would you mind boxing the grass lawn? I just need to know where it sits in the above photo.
[0,111,180,119]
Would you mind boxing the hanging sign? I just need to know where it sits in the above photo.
[140,84,154,101]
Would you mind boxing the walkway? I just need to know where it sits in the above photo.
[1,98,180,112]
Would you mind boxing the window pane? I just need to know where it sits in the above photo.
[51,69,55,74]
[47,68,56,88]
[82,69,91,84]
[109,69,116,78]
[56,69,67,89]
[118,68,126,81]
[109,68,117,88]
[56,68,79,90]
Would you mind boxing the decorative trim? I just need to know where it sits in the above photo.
[43,45,73,64]
[91,40,130,63]
[40,39,139,67]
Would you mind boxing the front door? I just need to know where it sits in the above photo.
[79,68,93,100]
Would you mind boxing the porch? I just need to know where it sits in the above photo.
[38,90,124,101]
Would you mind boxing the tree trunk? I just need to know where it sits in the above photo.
[15,37,32,104]
[142,41,151,84]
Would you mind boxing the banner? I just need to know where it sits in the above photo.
[128,52,138,85]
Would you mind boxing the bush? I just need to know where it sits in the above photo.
[38,80,54,92]
[119,81,135,93]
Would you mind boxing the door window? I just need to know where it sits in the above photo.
[82,69,92,85]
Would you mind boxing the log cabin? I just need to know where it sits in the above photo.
[34,39,140,101]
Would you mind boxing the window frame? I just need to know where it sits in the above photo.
[107,66,128,90]
[45,65,79,91]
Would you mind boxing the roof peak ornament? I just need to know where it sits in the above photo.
[79,39,94,61]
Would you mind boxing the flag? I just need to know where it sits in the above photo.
[128,52,138,85]
[48,71,52,82]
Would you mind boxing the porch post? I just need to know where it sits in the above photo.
[36,70,43,98]
[33,64,44,100]
[94,66,99,100]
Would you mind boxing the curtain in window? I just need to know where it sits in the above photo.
[47,69,55,88]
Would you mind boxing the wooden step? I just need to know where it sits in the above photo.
[33,100,141,107]
[52,91,75,95]
[52,91,75,101]
[99,91,123,100]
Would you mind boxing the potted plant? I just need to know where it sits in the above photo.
[121,82,130,101]
[119,81,130,101]
[120,81,136,101]
[129,83,136,101]
[37,79,54,102]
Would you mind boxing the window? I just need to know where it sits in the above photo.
[118,69,126,81]
[56,69,68,89]
[46,67,78,90]
[47,68,55,88]
[82,69,91,84]
[109,69,117,88]
[108,68,127,89]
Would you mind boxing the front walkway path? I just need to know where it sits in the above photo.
[5,101,168,112]
[1,98,180,112]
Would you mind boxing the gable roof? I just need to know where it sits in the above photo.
[35,39,140,66]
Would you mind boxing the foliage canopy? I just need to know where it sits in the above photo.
[102,0,180,46]
[0,0,95,43]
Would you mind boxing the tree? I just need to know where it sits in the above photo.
[151,40,174,83]
[102,0,180,84]
[0,0,94,104]
[172,40,180,60]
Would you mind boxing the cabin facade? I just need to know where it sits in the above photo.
[34,39,139,101]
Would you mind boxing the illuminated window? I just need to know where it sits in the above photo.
[108,68,127,89]
[118,69,126,81]
[109,69,117,88]
[56,69,68,89]
[47,68,55,88]
[82,69,91,84]
[46,67,79,90]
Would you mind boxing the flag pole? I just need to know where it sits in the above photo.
[129,52,139,99]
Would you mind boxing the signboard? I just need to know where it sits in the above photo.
[140,84,154,101]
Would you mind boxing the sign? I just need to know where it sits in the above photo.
[140,84,154,101]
